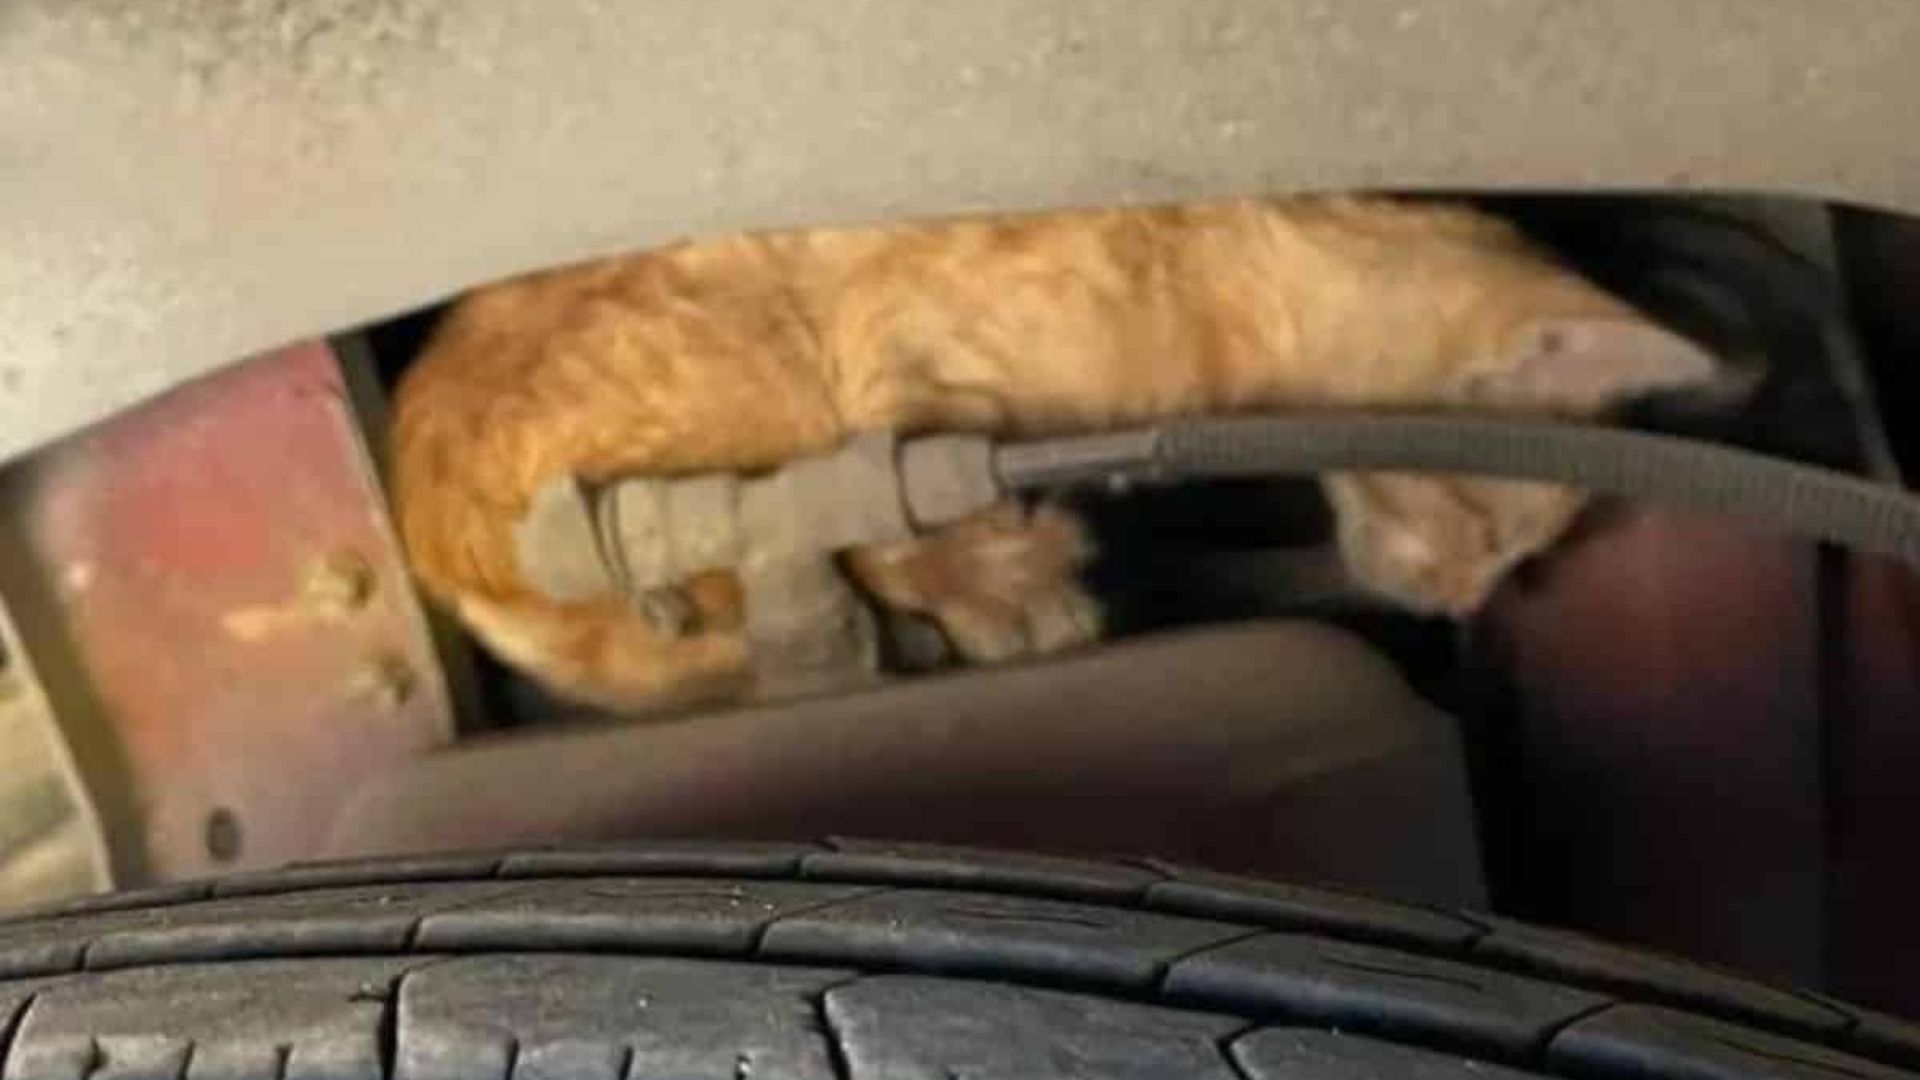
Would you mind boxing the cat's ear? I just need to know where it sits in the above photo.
[1465,316,1721,409]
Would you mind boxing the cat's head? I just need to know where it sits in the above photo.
[1309,197,1733,415]
[1452,306,1725,415]
[1349,266,1732,616]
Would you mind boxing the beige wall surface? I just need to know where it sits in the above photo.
[3,0,1914,460]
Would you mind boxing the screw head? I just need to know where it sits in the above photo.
[302,551,376,616]
[204,807,243,862]
[350,653,416,711]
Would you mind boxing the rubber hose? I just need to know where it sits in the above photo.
[992,414,1920,564]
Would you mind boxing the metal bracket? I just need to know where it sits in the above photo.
[515,432,1003,695]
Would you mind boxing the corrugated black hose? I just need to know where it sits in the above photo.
[990,414,1920,564]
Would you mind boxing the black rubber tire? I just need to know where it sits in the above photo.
[0,841,1915,1080]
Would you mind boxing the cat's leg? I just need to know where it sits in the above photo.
[1321,472,1586,615]
[844,501,1102,663]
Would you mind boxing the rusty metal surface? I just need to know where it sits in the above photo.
[1830,561,1920,1019]
[1826,211,1920,1016]
[0,342,452,884]
[324,621,1487,909]
[1480,510,1826,986]
[0,587,111,911]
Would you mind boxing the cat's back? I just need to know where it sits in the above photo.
[390,232,880,598]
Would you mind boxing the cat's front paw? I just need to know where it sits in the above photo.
[1350,533,1506,617]
[846,500,1102,665]
[1323,473,1584,618]
[935,579,1104,663]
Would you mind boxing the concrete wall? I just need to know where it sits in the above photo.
[4,0,1916,460]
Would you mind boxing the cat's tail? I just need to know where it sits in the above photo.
[452,590,751,715]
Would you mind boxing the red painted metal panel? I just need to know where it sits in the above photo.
[1830,556,1920,1016]
[1,342,451,882]
[1482,510,1825,985]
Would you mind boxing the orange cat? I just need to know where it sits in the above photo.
[391,196,1716,712]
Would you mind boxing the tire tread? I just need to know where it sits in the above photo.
[0,843,1905,1080]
